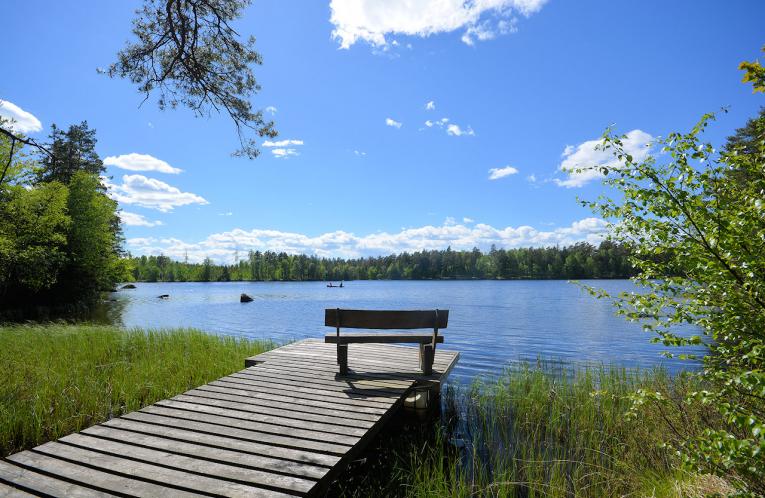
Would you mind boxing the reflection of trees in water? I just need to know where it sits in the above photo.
[91,295,127,326]
[0,292,127,325]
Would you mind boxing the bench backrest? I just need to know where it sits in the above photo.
[324,309,449,330]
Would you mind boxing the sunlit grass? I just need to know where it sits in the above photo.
[0,323,273,456]
[392,366,725,498]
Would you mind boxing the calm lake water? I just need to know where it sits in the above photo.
[104,280,703,381]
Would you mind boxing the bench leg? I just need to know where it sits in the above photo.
[420,344,434,375]
[337,344,348,375]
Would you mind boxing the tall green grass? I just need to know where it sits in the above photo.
[393,366,729,498]
[0,324,273,456]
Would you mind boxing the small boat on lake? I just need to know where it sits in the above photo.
[327,281,344,288]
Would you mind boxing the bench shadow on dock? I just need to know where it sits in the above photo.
[0,338,459,497]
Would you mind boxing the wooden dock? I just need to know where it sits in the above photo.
[0,339,459,497]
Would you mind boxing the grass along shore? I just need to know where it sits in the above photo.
[0,325,731,496]
[388,367,732,498]
[0,324,273,456]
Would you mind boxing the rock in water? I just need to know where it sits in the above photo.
[121,284,137,289]
[240,293,254,303]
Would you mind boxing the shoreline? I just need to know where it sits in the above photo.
[122,276,634,283]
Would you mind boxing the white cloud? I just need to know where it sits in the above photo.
[461,21,495,45]
[446,123,475,137]
[0,100,42,133]
[125,217,609,263]
[120,211,163,227]
[385,117,403,128]
[463,217,475,223]
[104,174,208,212]
[424,117,473,136]
[425,100,436,110]
[104,153,183,174]
[126,237,156,247]
[219,212,233,216]
[462,17,518,45]
[263,139,303,147]
[354,150,367,156]
[262,138,303,158]
[265,106,278,115]
[488,166,519,180]
[555,129,653,188]
[526,173,537,183]
[329,0,547,49]
[271,148,300,158]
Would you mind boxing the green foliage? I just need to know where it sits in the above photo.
[0,122,127,310]
[61,172,125,296]
[108,0,277,158]
[36,122,104,184]
[0,182,70,294]
[0,119,36,186]
[581,110,765,495]
[740,45,765,93]
[0,324,273,456]
[388,367,728,498]
[724,107,765,157]
[127,241,635,282]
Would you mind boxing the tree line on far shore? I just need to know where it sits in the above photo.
[127,241,635,282]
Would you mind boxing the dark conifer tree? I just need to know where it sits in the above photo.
[37,122,104,185]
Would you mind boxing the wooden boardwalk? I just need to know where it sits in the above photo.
[0,339,459,497]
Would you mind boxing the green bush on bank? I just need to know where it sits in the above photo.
[0,324,273,457]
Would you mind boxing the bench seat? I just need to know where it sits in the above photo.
[325,308,448,375]
[325,333,445,344]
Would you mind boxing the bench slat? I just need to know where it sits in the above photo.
[325,334,445,344]
[324,309,448,329]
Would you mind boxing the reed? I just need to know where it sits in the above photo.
[393,365,728,497]
[0,323,273,456]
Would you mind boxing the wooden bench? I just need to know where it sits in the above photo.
[324,309,448,375]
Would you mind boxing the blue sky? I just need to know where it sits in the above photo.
[2,0,763,262]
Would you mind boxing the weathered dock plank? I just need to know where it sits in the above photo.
[0,459,120,498]
[0,338,459,497]
[79,425,329,480]
[131,406,355,454]
[0,482,40,498]
[188,386,383,422]
[100,417,340,467]
[201,382,389,416]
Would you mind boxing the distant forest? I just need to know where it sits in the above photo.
[127,241,635,282]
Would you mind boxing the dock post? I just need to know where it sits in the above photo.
[338,344,348,374]
[421,344,434,375]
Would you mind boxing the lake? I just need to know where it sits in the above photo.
[104,280,703,381]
